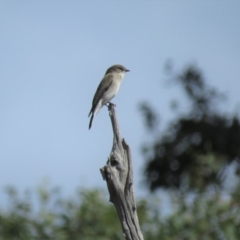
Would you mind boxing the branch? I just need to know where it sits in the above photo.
[100,103,144,240]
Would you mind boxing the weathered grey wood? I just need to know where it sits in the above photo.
[100,103,144,240]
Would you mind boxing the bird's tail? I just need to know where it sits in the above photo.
[89,113,94,129]
[88,107,93,117]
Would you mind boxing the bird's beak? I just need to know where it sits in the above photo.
[125,69,130,72]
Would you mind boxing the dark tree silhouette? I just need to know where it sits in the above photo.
[139,64,240,192]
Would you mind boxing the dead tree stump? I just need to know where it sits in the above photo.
[100,103,144,240]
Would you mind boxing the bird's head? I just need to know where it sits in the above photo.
[105,64,130,75]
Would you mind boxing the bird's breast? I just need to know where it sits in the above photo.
[102,80,121,104]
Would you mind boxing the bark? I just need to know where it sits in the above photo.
[100,103,144,240]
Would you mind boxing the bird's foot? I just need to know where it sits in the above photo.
[106,102,116,110]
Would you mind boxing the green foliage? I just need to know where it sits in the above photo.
[136,63,240,239]
[0,185,123,240]
[139,64,240,192]
[0,184,239,239]
[160,188,240,240]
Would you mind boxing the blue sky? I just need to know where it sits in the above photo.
[0,1,240,200]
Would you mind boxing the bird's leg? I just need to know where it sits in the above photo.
[105,102,116,110]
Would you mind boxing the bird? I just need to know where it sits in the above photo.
[88,64,130,129]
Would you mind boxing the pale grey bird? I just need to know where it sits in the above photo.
[88,64,130,129]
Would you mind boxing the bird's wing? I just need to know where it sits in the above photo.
[92,74,113,107]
